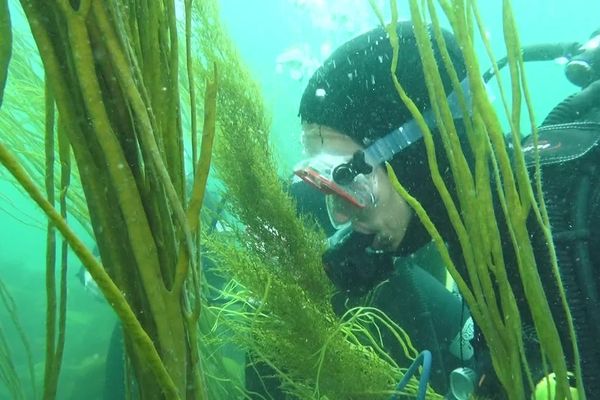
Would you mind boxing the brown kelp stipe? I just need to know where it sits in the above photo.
[1,0,225,398]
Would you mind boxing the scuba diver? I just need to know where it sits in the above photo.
[291,21,600,400]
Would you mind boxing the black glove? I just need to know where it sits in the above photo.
[322,228,395,297]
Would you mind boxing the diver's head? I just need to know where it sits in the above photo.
[296,21,466,253]
[298,21,466,146]
[298,124,412,251]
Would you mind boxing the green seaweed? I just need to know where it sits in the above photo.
[1,0,217,398]
[1,0,578,399]
[377,0,583,398]
[198,1,439,398]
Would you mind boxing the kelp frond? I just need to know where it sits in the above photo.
[198,1,441,398]
[378,0,582,398]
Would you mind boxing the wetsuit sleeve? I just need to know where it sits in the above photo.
[369,262,474,393]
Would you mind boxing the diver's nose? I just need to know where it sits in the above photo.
[350,220,375,235]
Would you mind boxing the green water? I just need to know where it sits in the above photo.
[1,0,598,399]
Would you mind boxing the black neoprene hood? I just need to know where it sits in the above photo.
[298,21,467,146]
[298,22,469,256]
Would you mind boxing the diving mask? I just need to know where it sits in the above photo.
[294,152,379,229]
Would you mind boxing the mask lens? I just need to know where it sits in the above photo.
[325,175,377,230]
[295,153,379,230]
[325,194,354,229]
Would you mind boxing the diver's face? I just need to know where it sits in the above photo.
[301,123,413,251]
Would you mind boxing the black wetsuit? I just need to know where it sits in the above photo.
[387,111,600,398]
[472,117,600,398]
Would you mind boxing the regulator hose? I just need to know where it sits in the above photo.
[389,350,432,400]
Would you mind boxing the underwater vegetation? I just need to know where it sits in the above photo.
[0,279,36,400]
[0,0,583,400]
[1,0,214,398]
[376,0,582,399]
[1,0,425,398]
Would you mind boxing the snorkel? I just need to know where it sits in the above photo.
[321,37,587,190]
[294,77,471,229]
[332,77,472,187]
